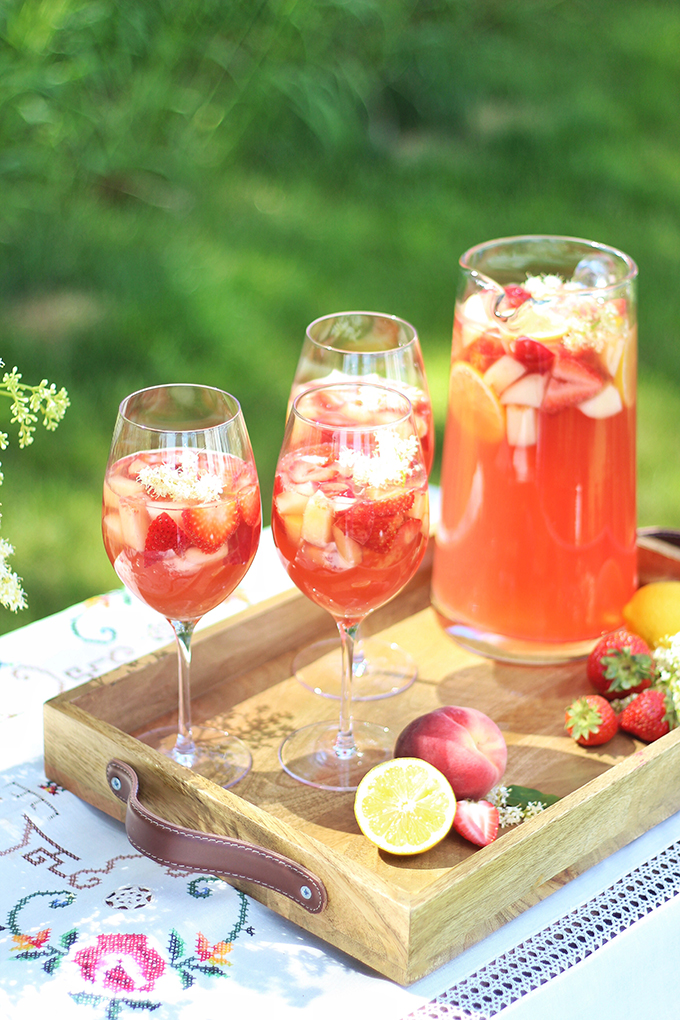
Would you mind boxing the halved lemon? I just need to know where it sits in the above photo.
[448,362,505,444]
[354,758,457,855]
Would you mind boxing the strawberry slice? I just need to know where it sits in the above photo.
[337,501,375,545]
[464,334,505,374]
[145,512,186,553]
[364,515,403,553]
[512,336,555,374]
[452,799,499,847]
[372,491,415,517]
[542,351,603,413]
[504,284,532,308]
[182,499,240,553]
[238,484,261,527]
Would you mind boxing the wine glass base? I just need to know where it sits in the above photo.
[292,637,417,701]
[278,720,393,791]
[138,724,252,789]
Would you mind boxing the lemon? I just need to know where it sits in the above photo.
[354,758,457,855]
[507,303,566,342]
[448,362,505,444]
[622,581,680,647]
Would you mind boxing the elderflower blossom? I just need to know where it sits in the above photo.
[340,432,420,488]
[519,273,628,354]
[136,457,224,502]
[0,361,69,611]
[650,636,680,725]
[487,785,547,827]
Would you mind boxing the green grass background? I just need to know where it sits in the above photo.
[1,0,680,633]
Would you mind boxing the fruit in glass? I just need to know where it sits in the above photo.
[102,384,261,787]
[272,382,429,790]
[288,310,434,700]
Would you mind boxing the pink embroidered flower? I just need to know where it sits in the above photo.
[73,933,165,993]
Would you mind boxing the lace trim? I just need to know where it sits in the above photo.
[404,840,680,1019]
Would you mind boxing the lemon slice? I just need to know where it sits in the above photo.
[615,329,636,407]
[506,303,565,342]
[623,581,680,647]
[448,362,505,444]
[354,758,457,855]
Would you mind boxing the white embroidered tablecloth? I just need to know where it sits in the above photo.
[1,529,680,1020]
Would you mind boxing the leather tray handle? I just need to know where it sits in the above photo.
[106,759,327,914]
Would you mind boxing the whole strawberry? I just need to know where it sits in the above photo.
[618,688,672,743]
[586,629,655,700]
[565,695,619,747]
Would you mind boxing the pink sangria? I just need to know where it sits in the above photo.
[103,448,260,621]
[102,384,261,787]
[272,382,429,790]
[431,236,638,662]
[288,310,433,701]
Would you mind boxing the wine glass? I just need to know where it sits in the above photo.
[272,382,429,791]
[289,311,434,701]
[102,384,261,788]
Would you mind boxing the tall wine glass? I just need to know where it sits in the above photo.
[272,382,429,791]
[102,384,261,788]
[289,311,434,701]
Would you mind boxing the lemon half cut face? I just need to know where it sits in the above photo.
[353,757,457,855]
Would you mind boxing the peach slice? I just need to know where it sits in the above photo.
[301,490,334,546]
[578,382,623,419]
[500,372,547,408]
[483,354,526,396]
[505,405,537,447]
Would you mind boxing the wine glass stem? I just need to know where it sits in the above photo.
[169,618,199,760]
[335,621,359,759]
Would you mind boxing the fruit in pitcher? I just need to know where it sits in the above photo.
[353,758,457,855]
[394,706,508,801]
[586,629,655,700]
[618,688,673,743]
[542,351,603,412]
[565,695,618,746]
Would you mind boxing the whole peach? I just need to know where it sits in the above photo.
[394,706,507,800]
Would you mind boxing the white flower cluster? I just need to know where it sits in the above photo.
[522,274,628,354]
[650,636,680,724]
[341,432,420,489]
[0,360,69,612]
[487,785,547,827]
[137,457,224,502]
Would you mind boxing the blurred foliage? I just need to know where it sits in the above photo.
[0,0,680,630]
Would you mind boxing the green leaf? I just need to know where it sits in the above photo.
[503,784,560,809]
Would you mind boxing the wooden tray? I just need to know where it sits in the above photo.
[43,533,680,985]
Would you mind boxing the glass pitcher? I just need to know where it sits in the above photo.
[431,235,638,663]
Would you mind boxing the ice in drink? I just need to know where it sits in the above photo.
[102,448,261,621]
[431,262,637,658]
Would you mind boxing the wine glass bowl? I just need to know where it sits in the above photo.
[272,382,429,791]
[102,384,261,787]
[289,311,433,700]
